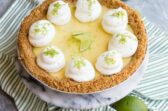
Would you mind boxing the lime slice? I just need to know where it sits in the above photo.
[112,96,148,111]
[80,39,92,51]
[72,32,92,52]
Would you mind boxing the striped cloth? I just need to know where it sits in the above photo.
[136,22,168,100]
[0,0,168,111]
[0,53,116,111]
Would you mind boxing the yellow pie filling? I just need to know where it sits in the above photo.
[33,6,133,80]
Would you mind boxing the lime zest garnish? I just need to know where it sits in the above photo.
[52,2,62,16]
[33,23,50,34]
[73,57,86,69]
[44,47,59,58]
[87,0,96,15]
[72,32,92,52]
[104,53,116,65]
[112,11,125,18]
[117,33,137,44]
[119,36,127,44]
[117,34,127,44]
[34,26,40,33]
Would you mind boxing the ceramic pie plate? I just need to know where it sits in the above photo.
[17,0,147,94]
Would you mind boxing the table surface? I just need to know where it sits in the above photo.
[0,0,168,111]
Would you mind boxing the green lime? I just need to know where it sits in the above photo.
[80,39,92,52]
[72,32,92,52]
[112,96,148,111]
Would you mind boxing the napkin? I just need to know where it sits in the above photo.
[0,0,168,111]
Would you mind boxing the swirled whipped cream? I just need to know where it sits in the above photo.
[75,0,102,22]
[47,1,71,25]
[96,50,123,75]
[102,7,128,34]
[29,20,56,47]
[108,31,138,57]
[37,46,65,73]
[65,57,95,82]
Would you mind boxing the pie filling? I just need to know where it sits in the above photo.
[31,1,136,81]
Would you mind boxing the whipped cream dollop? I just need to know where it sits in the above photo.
[96,50,123,75]
[29,20,56,47]
[75,0,102,22]
[108,31,138,57]
[37,46,65,73]
[102,7,128,34]
[65,57,95,82]
[47,1,71,25]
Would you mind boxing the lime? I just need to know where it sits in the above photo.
[112,96,148,111]
[72,32,92,52]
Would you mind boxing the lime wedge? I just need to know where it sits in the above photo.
[80,39,92,51]
[72,32,92,52]
[112,96,148,111]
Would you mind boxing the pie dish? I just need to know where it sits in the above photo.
[17,0,147,93]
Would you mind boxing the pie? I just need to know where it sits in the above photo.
[18,0,147,93]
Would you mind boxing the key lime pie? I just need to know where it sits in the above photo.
[18,0,147,93]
